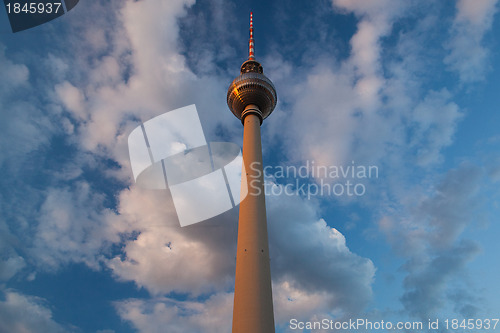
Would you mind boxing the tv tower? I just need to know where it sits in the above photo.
[227,12,277,332]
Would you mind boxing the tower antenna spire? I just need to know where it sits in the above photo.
[249,12,255,60]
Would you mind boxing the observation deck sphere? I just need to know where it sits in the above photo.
[227,71,277,121]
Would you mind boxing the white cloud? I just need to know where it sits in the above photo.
[1,0,237,299]
[0,207,26,282]
[32,182,122,270]
[106,182,376,319]
[0,46,29,93]
[273,280,333,326]
[115,293,233,333]
[115,269,371,333]
[55,81,87,121]
[0,290,69,333]
[275,1,470,175]
[106,182,374,327]
[276,65,360,167]
[46,0,236,183]
[0,257,25,282]
[105,187,237,296]
[456,0,498,25]
[267,191,375,317]
[331,0,404,21]
[445,0,498,82]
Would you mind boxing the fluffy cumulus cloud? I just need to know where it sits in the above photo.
[106,188,237,296]
[115,293,234,333]
[267,192,375,318]
[0,256,25,282]
[0,290,69,333]
[111,189,375,332]
[32,181,124,270]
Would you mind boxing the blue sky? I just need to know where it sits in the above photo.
[1,0,499,332]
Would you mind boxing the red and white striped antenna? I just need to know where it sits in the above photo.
[249,12,255,60]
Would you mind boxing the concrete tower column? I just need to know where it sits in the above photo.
[232,106,275,332]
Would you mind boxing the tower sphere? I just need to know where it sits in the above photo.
[227,61,277,122]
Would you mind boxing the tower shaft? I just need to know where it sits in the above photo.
[232,107,275,333]
[228,12,277,332]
